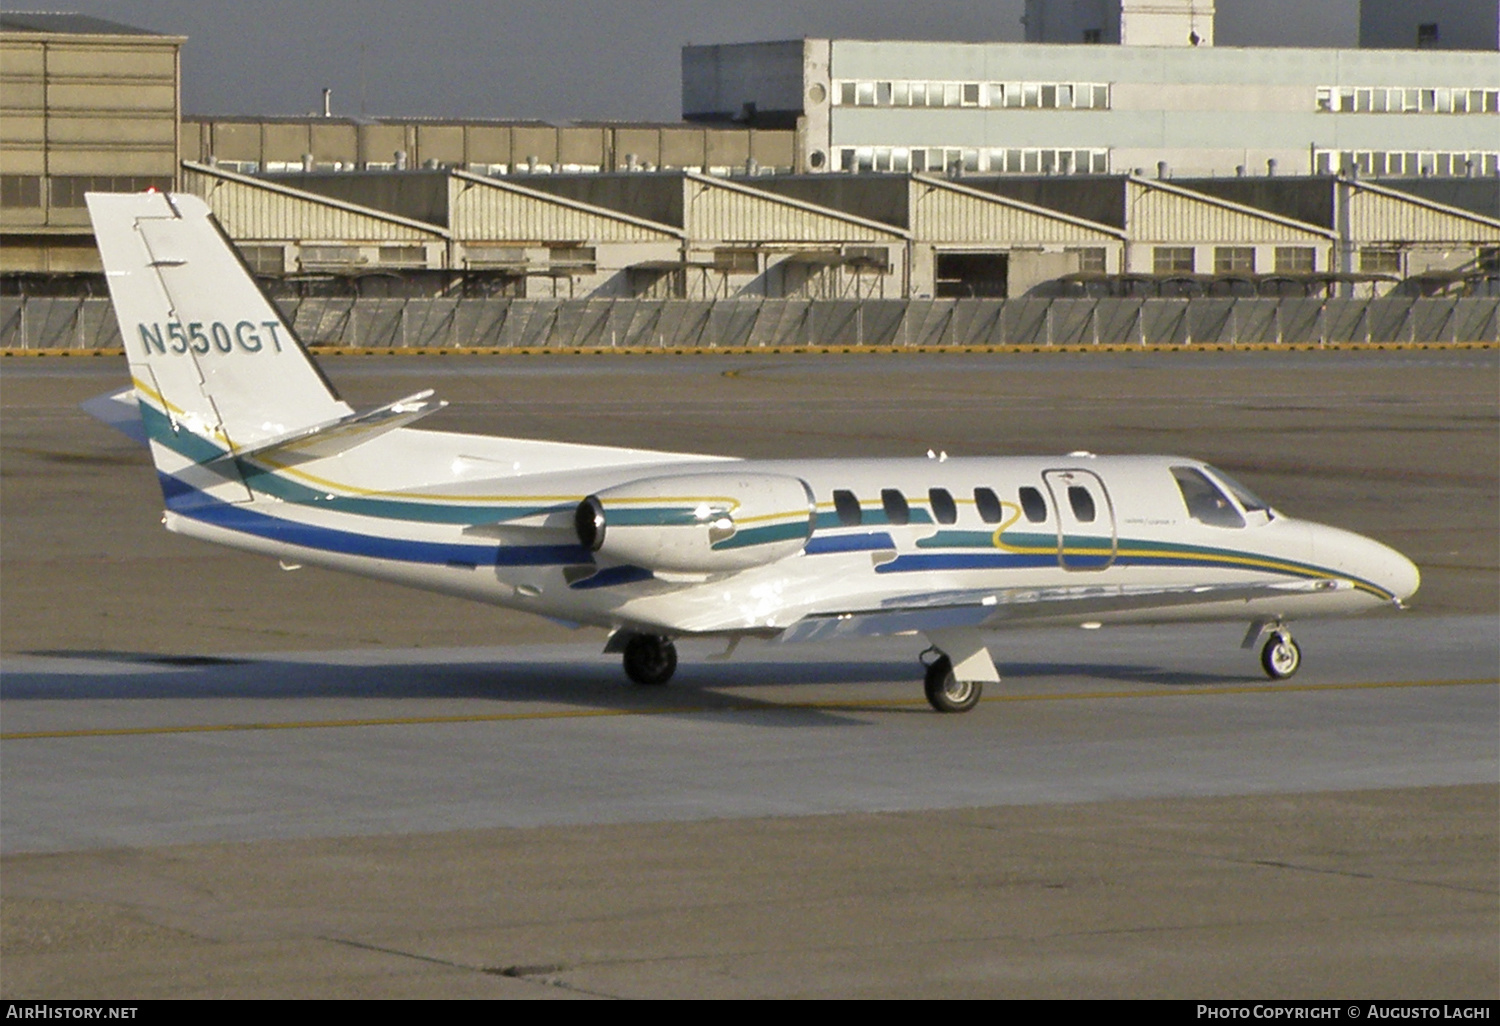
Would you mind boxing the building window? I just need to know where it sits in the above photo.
[714,249,759,275]
[237,245,284,274]
[1314,85,1498,115]
[1214,247,1255,274]
[1274,247,1316,273]
[1416,23,1439,48]
[1072,248,1107,273]
[48,175,172,208]
[301,245,364,268]
[1,175,42,208]
[834,77,1110,111]
[1154,247,1196,274]
[1360,249,1402,275]
[842,145,1105,177]
[1314,148,1498,177]
[1082,28,1102,43]
[549,246,596,272]
[379,245,426,266]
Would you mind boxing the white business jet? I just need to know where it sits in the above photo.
[86,192,1420,712]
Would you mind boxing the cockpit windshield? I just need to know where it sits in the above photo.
[1205,466,1274,517]
[1171,466,1244,528]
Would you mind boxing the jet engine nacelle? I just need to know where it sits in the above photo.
[575,472,816,574]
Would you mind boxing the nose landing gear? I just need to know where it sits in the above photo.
[1260,631,1301,679]
[1244,619,1301,680]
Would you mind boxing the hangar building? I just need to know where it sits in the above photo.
[0,13,181,276]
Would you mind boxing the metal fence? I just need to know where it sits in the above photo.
[5,295,1497,351]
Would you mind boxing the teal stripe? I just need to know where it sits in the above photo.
[139,401,230,466]
[140,399,573,526]
[711,520,810,551]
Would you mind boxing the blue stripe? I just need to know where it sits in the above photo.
[165,476,592,568]
[877,553,1059,573]
[568,565,655,590]
[805,532,897,555]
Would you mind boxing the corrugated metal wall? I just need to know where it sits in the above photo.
[7,296,1496,350]
[1351,188,1500,244]
[688,178,904,243]
[449,177,680,243]
[911,181,1119,245]
[187,170,442,242]
[1128,181,1331,245]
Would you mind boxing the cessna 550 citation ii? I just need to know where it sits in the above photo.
[86,192,1420,712]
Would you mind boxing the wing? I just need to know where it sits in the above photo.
[772,578,1351,644]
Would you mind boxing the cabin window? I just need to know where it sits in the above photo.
[1019,486,1048,523]
[1171,467,1244,528]
[833,489,862,527]
[928,488,958,525]
[1067,486,1096,523]
[974,488,1003,524]
[881,489,910,526]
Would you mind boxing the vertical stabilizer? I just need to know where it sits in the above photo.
[88,192,354,504]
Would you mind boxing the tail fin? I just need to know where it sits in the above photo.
[88,191,354,503]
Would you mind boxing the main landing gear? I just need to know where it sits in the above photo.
[1244,619,1301,680]
[922,654,983,713]
[619,633,677,686]
[920,630,998,714]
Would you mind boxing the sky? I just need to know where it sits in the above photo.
[39,1,1362,121]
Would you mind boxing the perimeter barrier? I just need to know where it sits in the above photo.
[4,295,1497,351]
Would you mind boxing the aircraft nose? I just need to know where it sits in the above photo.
[1384,545,1421,605]
[1313,524,1420,605]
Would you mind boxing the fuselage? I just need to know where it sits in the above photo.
[162,439,1420,640]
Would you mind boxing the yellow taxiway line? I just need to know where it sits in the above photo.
[4,677,1494,741]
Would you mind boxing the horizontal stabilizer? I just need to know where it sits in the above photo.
[80,387,147,446]
[214,390,447,466]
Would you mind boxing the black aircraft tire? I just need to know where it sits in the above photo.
[1260,634,1301,680]
[623,634,677,686]
[923,655,982,713]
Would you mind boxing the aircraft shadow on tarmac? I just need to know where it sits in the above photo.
[4,649,1257,716]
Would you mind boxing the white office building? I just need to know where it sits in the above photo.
[682,1,1500,180]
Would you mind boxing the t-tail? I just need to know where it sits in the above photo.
[87,192,440,507]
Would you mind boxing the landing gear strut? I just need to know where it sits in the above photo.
[622,633,677,686]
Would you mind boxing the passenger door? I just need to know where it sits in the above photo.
[1042,469,1117,571]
